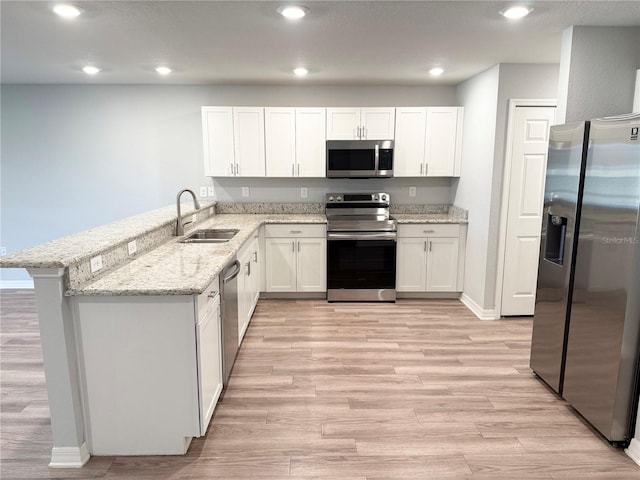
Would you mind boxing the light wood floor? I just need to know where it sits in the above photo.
[2,290,639,479]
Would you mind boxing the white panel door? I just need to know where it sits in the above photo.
[296,108,326,177]
[202,107,234,177]
[426,238,459,292]
[501,105,556,315]
[425,107,460,177]
[326,108,360,140]
[197,297,222,436]
[396,238,427,291]
[265,108,296,177]
[394,108,427,177]
[265,238,296,292]
[361,108,395,140]
[296,238,326,292]
[233,107,265,177]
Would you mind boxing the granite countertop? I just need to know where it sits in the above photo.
[69,214,326,296]
[393,213,468,224]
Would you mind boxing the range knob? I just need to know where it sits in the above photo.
[373,195,379,201]
[337,196,343,202]
[381,194,387,201]
[328,196,334,202]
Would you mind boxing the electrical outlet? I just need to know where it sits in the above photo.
[127,240,137,256]
[90,255,103,273]
[300,187,308,198]
[208,186,215,197]
[199,186,208,198]
[0,247,7,256]
[409,186,417,197]
[242,187,250,197]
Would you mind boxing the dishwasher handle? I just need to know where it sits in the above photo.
[222,260,241,284]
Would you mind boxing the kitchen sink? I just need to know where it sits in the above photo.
[179,228,239,243]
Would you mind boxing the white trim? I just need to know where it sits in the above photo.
[49,442,90,468]
[494,99,557,319]
[460,293,498,320]
[0,280,34,289]
[626,438,640,466]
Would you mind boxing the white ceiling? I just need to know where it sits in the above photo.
[2,1,639,85]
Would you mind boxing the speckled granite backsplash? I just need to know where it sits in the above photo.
[215,202,324,214]
[391,204,468,220]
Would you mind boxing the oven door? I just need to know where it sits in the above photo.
[326,231,397,301]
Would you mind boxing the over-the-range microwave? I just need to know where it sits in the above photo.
[326,140,394,178]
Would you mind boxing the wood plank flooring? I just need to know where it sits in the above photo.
[2,290,639,479]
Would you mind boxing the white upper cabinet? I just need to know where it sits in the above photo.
[326,107,395,140]
[393,106,464,177]
[265,108,296,177]
[202,106,235,177]
[394,107,427,177]
[233,107,266,177]
[265,107,326,177]
[295,108,326,177]
[425,107,463,177]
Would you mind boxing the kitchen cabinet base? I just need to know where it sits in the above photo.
[260,291,326,299]
[397,292,461,299]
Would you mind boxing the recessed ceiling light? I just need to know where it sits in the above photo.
[293,67,308,77]
[499,5,533,19]
[155,66,172,75]
[82,65,100,75]
[53,4,83,19]
[278,5,309,19]
[429,67,444,77]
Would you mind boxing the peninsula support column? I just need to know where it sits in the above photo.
[27,268,89,467]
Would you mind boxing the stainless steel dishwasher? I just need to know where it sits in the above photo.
[220,257,241,388]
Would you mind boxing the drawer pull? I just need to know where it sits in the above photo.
[207,291,218,299]
[423,230,435,234]
[290,230,302,234]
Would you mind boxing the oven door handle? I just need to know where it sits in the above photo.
[327,231,397,241]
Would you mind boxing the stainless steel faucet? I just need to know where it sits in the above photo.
[176,189,201,236]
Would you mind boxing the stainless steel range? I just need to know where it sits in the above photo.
[326,192,397,302]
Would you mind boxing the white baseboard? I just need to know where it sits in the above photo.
[460,293,498,320]
[1,280,34,289]
[49,442,90,468]
[626,438,640,466]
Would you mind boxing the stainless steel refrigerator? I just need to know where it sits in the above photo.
[531,113,640,444]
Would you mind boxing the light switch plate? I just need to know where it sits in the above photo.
[208,186,215,197]
[199,186,208,197]
[242,187,250,197]
[409,186,417,197]
[90,255,103,273]
[301,187,308,198]
[0,247,7,256]
[127,240,137,256]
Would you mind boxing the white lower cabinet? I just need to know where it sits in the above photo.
[397,224,464,293]
[237,232,260,344]
[75,277,222,455]
[265,224,326,293]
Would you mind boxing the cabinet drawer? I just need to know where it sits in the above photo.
[264,224,326,238]
[398,224,461,238]
[197,275,220,320]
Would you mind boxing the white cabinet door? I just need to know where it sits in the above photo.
[426,237,459,292]
[296,108,326,177]
[249,243,260,311]
[297,238,327,292]
[326,108,360,140]
[197,295,222,436]
[265,238,297,292]
[265,107,296,177]
[394,107,427,177]
[361,108,395,140]
[237,249,252,343]
[202,106,235,177]
[233,107,265,177]
[396,238,427,292]
[425,107,462,177]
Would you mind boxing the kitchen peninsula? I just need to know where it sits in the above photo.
[0,200,467,467]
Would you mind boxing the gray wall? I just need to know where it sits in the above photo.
[558,26,640,123]
[452,63,560,314]
[1,84,456,283]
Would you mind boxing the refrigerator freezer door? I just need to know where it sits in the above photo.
[563,114,640,442]
[531,122,588,394]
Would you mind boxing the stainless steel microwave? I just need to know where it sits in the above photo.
[326,140,394,178]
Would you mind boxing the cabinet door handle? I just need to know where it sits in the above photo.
[208,291,219,299]
[429,241,432,252]
[230,163,234,176]
[236,163,240,175]
[246,261,251,276]
[297,164,300,176]
[292,163,295,176]
[361,126,366,139]
[420,163,423,176]
[425,163,428,176]
[253,251,258,263]
[292,241,295,252]
[290,230,302,234]
[423,230,435,234]
[424,241,427,252]
[298,241,300,252]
